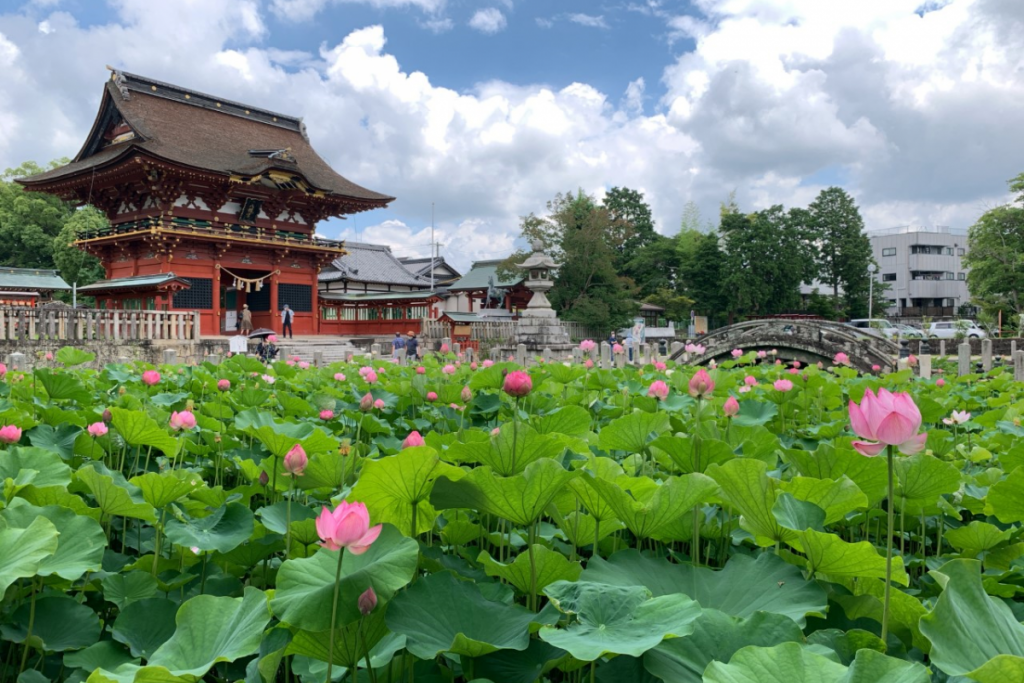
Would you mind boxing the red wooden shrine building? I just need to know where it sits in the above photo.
[19,69,393,336]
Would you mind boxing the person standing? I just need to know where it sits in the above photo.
[405,330,419,361]
[391,332,406,362]
[281,304,294,339]
[240,304,253,334]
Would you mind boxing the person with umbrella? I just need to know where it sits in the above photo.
[257,334,278,363]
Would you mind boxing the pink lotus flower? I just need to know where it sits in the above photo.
[647,380,669,401]
[142,370,161,386]
[848,387,927,457]
[792,360,801,369]
[613,344,624,355]
[320,409,335,420]
[284,444,308,476]
[731,349,743,358]
[286,360,296,367]
[461,386,473,403]
[757,350,767,359]
[470,362,478,370]
[359,393,374,412]
[584,359,594,369]
[102,408,112,423]
[688,369,714,398]
[774,379,794,392]
[359,586,378,615]
[744,375,757,386]
[491,427,501,436]
[723,396,740,417]
[416,366,426,374]
[654,361,667,371]
[0,425,21,444]
[426,391,438,401]
[943,410,971,425]
[775,359,782,366]
[872,365,881,372]
[44,352,53,361]
[0,363,7,378]
[908,355,918,367]
[482,360,494,368]
[373,398,385,410]
[359,366,372,377]
[580,339,596,352]
[87,422,108,438]
[503,370,533,397]
[443,364,456,375]
[692,344,706,355]
[738,386,751,394]
[261,374,276,385]
[364,370,378,384]
[449,403,464,410]
[334,372,346,381]
[170,411,197,431]
[299,361,310,370]
[834,352,850,366]
[217,379,231,392]
[440,343,450,353]
[268,335,278,343]
[315,501,382,554]
[292,355,301,362]
[685,343,697,353]
[936,378,946,387]
[788,368,799,374]
[508,355,516,362]
[403,431,426,448]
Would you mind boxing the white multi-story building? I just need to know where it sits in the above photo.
[868,226,971,317]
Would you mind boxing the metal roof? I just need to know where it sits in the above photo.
[319,290,440,303]
[76,272,191,293]
[440,312,481,323]
[447,259,522,292]
[0,267,71,292]
[319,241,429,286]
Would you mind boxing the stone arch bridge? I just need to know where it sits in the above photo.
[669,318,900,374]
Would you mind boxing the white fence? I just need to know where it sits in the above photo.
[421,318,602,343]
[0,307,200,342]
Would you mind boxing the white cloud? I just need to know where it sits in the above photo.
[535,17,554,29]
[420,16,454,33]
[269,0,446,22]
[468,7,507,34]
[567,13,609,29]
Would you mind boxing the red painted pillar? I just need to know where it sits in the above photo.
[270,271,279,333]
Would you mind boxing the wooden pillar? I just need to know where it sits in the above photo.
[311,266,320,335]
[213,263,222,336]
[270,271,279,332]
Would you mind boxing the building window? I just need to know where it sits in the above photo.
[321,307,338,321]
[247,285,270,312]
[957,248,965,256]
[958,272,966,280]
[944,247,953,255]
[172,278,213,310]
[279,284,312,312]
[943,272,955,280]
[882,273,897,282]
[882,247,896,257]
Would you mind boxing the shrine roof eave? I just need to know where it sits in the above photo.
[76,273,192,295]
[74,226,349,257]
[320,290,441,305]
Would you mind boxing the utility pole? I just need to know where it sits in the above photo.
[430,202,435,292]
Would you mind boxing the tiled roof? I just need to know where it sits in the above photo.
[76,272,191,293]
[320,290,439,303]
[447,259,522,292]
[0,267,71,292]
[397,256,462,282]
[440,312,481,323]
[319,241,428,286]
[19,71,393,206]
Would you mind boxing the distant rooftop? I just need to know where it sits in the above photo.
[869,225,969,238]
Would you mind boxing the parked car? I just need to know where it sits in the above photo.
[926,320,987,339]
[847,319,901,340]
[896,324,925,339]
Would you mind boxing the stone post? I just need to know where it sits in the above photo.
[670,341,682,359]
[465,347,474,364]
[516,343,527,366]
[918,354,932,379]
[207,354,222,366]
[442,337,451,353]
[981,338,993,372]
[897,359,909,372]
[957,342,971,376]
[600,342,612,369]
[1016,351,1024,382]
[572,348,582,364]
[939,340,946,357]
[542,348,551,364]
[453,342,461,357]
[162,349,177,365]
[313,350,324,367]
[1012,340,1017,358]
[8,352,25,371]
[370,343,381,360]
[615,349,626,369]
[639,343,649,365]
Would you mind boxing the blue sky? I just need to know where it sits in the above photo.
[1,0,1022,271]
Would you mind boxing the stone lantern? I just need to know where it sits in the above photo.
[515,241,570,348]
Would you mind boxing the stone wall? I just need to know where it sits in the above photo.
[904,338,1023,357]
[0,338,231,371]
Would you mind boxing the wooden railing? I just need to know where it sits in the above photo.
[421,318,602,344]
[0,307,200,342]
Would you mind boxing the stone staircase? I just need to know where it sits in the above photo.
[272,337,366,366]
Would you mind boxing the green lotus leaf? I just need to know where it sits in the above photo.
[64,641,138,673]
[644,610,804,683]
[834,578,930,652]
[270,524,418,631]
[27,423,81,460]
[0,516,59,595]
[967,655,1024,683]
[582,551,826,627]
[474,639,566,683]
[0,500,105,580]
[130,471,205,509]
[840,648,932,683]
[894,453,960,513]
[478,544,582,596]
[649,436,735,474]
[101,571,159,609]
[566,456,625,522]
[783,442,888,504]
[35,368,91,403]
[706,458,791,546]
[598,410,671,453]
[772,492,826,532]
[110,407,180,458]
[286,607,390,666]
[987,467,1024,524]
[703,643,929,683]
[1,595,100,652]
[731,400,778,427]
[430,458,576,527]
[532,405,592,436]
[799,528,908,586]
[112,598,179,659]
[0,446,72,487]
[386,571,537,659]
[920,559,1024,677]
[538,581,701,661]
[945,521,1012,558]
[256,500,318,535]
[778,475,868,525]
[163,503,254,554]
[586,472,718,540]
[351,446,465,535]
[55,346,96,367]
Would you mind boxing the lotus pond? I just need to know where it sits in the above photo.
[1,346,1024,683]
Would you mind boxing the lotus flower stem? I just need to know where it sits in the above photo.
[18,579,38,675]
[593,519,600,559]
[325,548,345,683]
[286,477,295,558]
[882,444,895,644]
[528,524,538,611]
[358,615,378,683]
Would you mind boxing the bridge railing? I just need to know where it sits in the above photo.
[0,307,200,342]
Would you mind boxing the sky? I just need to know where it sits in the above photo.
[1,0,1022,272]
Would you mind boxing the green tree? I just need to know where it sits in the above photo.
[0,161,73,268]
[677,231,727,323]
[963,195,1024,319]
[53,206,107,290]
[807,186,873,318]
[502,190,637,330]
[603,186,657,271]
[624,234,679,298]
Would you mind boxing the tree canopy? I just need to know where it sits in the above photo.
[807,186,874,318]
[963,179,1024,318]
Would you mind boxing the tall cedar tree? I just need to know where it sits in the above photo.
[604,187,658,279]
[808,186,873,318]
[677,231,728,325]
[501,191,637,331]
